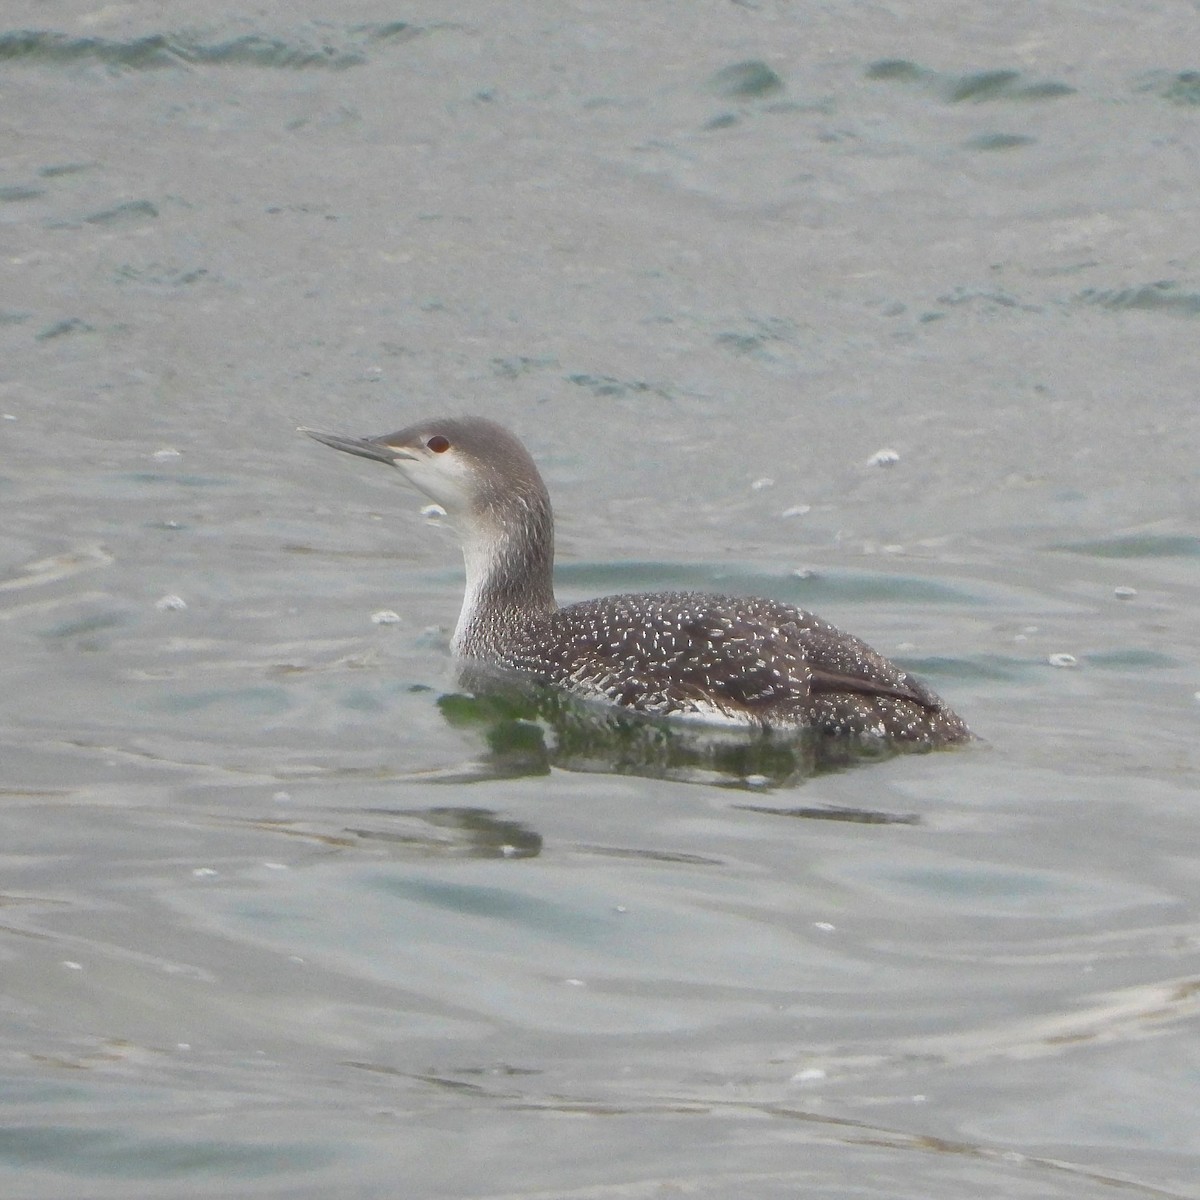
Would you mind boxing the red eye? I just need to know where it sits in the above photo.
[426,435,450,454]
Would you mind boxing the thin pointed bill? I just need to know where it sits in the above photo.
[300,428,411,465]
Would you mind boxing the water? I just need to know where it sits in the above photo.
[2,2,1199,1196]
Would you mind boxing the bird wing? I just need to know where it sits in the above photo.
[765,602,946,711]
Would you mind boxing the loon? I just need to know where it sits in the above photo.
[303,417,970,747]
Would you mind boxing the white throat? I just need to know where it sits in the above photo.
[452,528,501,655]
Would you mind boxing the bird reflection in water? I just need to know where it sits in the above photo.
[434,674,931,821]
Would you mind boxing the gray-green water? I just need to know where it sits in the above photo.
[2,2,1198,1197]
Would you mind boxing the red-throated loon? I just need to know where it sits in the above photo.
[303,417,970,746]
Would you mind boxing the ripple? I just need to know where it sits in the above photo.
[837,854,1170,920]
[555,562,987,608]
[0,1124,333,1179]
[1137,69,1200,106]
[962,132,1036,151]
[866,60,1075,103]
[1050,534,1200,558]
[1084,649,1180,670]
[149,686,292,718]
[0,24,421,72]
[1077,282,1200,316]
[707,60,785,99]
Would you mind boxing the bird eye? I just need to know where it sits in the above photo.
[426,435,450,453]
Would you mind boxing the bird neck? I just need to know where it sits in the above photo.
[451,495,557,657]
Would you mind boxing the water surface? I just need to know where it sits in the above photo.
[1,2,1198,1197]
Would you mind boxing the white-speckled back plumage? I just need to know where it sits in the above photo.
[472,589,968,743]
[305,416,970,747]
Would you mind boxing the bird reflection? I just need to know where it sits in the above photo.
[435,673,944,805]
